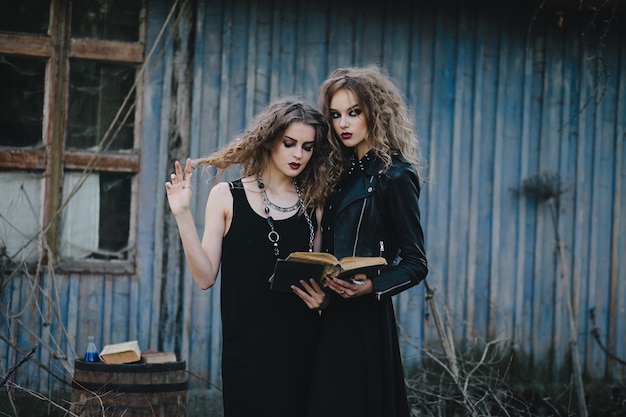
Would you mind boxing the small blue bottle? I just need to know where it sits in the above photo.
[84,335,100,362]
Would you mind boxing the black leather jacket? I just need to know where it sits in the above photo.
[321,151,428,300]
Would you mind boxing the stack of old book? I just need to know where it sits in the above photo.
[97,340,177,364]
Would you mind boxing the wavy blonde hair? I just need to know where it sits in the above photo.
[193,97,339,209]
[318,65,424,182]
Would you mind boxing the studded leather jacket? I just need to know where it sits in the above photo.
[321,151,428,300]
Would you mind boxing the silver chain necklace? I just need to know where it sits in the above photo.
[256,174,314,256]
[257,174,301,212]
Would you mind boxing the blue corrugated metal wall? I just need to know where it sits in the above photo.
[174,0,625,387]
[1,0,624,396]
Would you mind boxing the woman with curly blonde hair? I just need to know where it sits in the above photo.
[307,66,428,417]
[166,97,339,417]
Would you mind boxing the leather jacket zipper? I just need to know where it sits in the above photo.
[351,199,367,256]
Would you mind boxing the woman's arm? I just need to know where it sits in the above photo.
[166,158,229,290]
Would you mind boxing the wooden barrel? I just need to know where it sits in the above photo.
[71,360,188,417]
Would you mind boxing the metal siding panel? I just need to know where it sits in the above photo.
[187,0,224,388]
[151,13,175,353]
[325,0,357,74]
[467,9,499,343]
[136,0,176,352]
[251,0,272,109]
[574,45,596,379]
[384,2,421,361]
[587,31,620,379]
[355,3,384,65]
[382,2,411,84]
[407,1,436,262]
[538,18,567,379]
[7,0,626,395]
[491,10,526,348]
[66,274,80,362]
[558,12,585,382]
[102,275,114,347]
[612,25,626,376]
[298,1,329,101]
[426,3,456,345]
[273,0,298,96]
[114,276,134,343]
[525,22,548,375]
[447,5,476,349]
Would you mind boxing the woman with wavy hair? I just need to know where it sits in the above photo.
[307,66,428,417]
[166,97,339,417]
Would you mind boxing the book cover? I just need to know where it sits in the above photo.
[269,259,326,292]
[141,350,178,364]
[99,340,141,364]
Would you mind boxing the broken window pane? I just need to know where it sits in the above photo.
[59,172,100,259]
[98,173,131,259]
[0,55,46,147]
[0,172,43,264]
[0,0,49,35]
[72,0,142,42]
[59,172,131,260]
[67,60,135,151]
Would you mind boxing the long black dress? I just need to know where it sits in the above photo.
[219,180,320,417]
[306,152,427,417]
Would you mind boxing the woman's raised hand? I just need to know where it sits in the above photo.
[165,158,193,216]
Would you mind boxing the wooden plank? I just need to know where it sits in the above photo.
[0,149,48,170]
[70,38,144,63]
[0,33,52,57]
[63,151,140,173]
[45,0,71,258]
[0,149,139,172]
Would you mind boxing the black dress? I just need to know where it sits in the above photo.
[220,180,321,417]
[307,152,426,417]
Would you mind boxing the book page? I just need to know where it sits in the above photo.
[338,256,387,271]
[285,252,339,265]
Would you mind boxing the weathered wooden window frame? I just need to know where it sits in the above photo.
[0,0,145,273]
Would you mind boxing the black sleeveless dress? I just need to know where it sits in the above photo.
[219,180,321,417]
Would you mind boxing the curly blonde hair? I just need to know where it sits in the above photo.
[193,97,339,209]
[318,65,424,182]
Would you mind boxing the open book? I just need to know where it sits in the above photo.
[269,252,387,292]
